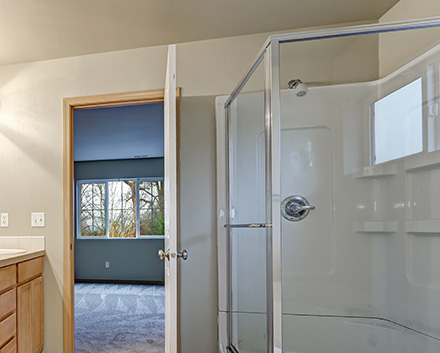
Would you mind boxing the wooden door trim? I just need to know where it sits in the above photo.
[62,88,181,353]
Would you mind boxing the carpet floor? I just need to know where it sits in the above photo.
[75,283,165,353]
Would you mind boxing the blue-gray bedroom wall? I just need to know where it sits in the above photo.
[74,158,165,282]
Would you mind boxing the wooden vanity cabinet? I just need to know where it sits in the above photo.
[0,265,16,352]
[0,256,44,353]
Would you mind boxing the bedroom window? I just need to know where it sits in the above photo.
[77,178,164,239]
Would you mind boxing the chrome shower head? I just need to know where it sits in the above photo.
[288,79,308,97]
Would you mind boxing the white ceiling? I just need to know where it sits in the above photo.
[0,0,400,66]
[74,103,164,162]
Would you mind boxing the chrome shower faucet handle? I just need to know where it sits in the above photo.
[281,195,315,221]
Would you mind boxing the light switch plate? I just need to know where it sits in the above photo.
[31,212,45,227]
[1,213,9,227]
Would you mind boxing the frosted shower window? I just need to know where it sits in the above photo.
[373,78,423,164]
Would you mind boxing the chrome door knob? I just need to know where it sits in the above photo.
[281,195,316,221]
[177,250,188,260]
[171,250,188,260]
[158,249,170,261]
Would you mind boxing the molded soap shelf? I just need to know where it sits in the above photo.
[405,220,440,233]
[354,220,397,233]
[354,164,397,179]
[404,150,440,171]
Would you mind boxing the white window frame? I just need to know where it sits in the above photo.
[76,177,165,240]
[368,46,440,166]
[426,58,440,152]
[371,76,425,165]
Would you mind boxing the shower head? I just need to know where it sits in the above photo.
[288,79,308,97]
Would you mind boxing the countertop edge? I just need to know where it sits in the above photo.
[0,250,46,268]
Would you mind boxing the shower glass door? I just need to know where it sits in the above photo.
[276,25,440,353]
[225,55,271,353]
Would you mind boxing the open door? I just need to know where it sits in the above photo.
[160,43,184,353]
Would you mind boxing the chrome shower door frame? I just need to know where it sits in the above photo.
[265,40,281,353]
[218,16,440,353]
[224,47,274,353]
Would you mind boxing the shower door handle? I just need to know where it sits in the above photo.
[224,223,272,228]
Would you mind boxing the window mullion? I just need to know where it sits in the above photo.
[136,179,140,238]
[76,182,81,238]
[105,181,109,239]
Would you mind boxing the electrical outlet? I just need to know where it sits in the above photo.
[105,261,110,269]
[0,213,9,228]
[31,212,45,227]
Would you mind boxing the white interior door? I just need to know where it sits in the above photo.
[164,43,178,353]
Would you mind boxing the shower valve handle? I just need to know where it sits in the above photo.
[291,204,315,212]
[281,195,315,221]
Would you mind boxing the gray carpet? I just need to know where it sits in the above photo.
[75,283,165,353]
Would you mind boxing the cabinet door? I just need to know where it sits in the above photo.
[17,281,31,353]
[31,277,43,353]
[17,276,44,353]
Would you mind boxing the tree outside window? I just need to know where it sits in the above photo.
[80,183,106,237]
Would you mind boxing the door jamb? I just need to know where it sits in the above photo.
[62,88,181,353]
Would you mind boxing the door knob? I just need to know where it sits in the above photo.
[158,249,188,261]
[172,250,188,260]
[158,249,170,261]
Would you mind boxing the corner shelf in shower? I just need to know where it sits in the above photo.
[404,150,440,171]
[354,220,398,233]
[405,220,440,233]
[353,164,397,179]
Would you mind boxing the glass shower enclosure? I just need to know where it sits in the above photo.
[216,17,440,353]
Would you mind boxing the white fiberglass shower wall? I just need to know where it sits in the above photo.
[217,18,440,353]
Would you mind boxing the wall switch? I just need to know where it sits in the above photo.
[0,213,9,227]
[105,261,110,269]
[31,212,46,227]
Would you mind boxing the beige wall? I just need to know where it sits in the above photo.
[379,0,440,76]
[178,20,378,95]
[179,96,218,353]
[279,35,379,88]
[0,29,288,353]
[0,46,166,353]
